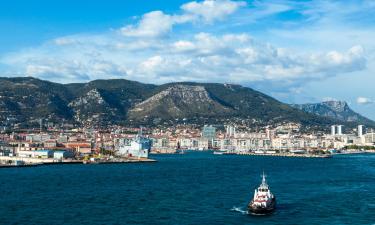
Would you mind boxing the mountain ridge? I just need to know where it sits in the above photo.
[0,76,373,129]
[291,101,375,127]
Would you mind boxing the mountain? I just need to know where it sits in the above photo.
[0,77,155,127]
[128,84,233,122]
[128,82,337,127]
[291,101,375,127]
[0,77,366,129]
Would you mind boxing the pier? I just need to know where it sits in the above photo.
[221,152,332,158]
[0,156,156,168]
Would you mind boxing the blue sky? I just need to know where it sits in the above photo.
[1,0,375,120]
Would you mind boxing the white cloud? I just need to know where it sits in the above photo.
[120,0,245,38]
[1,29,367,86]
[357,97,374,105]
[0,0,370,92]
[121,11,173,38]
[172,41,196,52]
[181,0,246,23]
[322,97,338,102]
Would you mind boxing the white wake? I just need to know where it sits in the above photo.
[230,206,248,215]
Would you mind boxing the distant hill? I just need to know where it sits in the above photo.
[291,101,375,127]
[0,77,364,129]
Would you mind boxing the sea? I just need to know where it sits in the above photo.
[0,152,374,225]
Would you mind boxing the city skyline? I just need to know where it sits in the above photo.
[0,0,374,119]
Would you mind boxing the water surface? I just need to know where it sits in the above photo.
[0,152,374,225]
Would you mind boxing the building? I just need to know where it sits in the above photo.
[64,142,92,154]
[226,125,236,137]
[117,136,151,158]
[331,125,336,136]
[364,133,375,144]
[25,134,51,142]
[53,150,74,159]
[33,150,54,158]
[44,140,57,148]
[18,150,53,158]
[202,125,216,140]
[337,125,343,135]
[358,125,364,137]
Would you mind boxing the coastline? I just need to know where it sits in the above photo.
[216,151,375,158]
[222,152,332,158]
[0,156,157,168]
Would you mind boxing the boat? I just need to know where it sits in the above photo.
[176,149,186,154]
[117,132,152,158]
[213,151,224,155]
[248,173,276,214]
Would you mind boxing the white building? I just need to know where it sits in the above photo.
[226,125,236,137]
[331,125,336,136]
[117,136,151,158]
[337,125,343,135]
[358,125,364,137]
[364,133,375,144]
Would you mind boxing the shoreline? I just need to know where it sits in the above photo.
[222,152,332,158]
[218,151,375,158]
[0,156,157,168]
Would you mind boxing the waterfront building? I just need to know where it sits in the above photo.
[44,140,57,148]
[358,125,364,137]
[17,150,53,158]
[202,125,216,140]
[33,150,54,158]
[0,141,13,156]
[364,133,375,144]
[225,125,236,137]
[64,141,92,155]
[117,135,151,158]
[331,125,336,136]
[337,125,343,135]
[53,150,74,159]
[150,136,170,151]
[176,137,200,149]
[197,138,210,150]
[11,142,42,152]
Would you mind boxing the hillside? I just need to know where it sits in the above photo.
[0,77,368,129]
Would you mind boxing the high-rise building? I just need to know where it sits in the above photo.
[226,125,236,137]
[358,125,364,137]
[337,125,343,135]
[331,125,336,136]
[202,125,216,140]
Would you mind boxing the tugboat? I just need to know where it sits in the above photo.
[248,173,276,214]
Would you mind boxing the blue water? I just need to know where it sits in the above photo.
[0,152,374,225]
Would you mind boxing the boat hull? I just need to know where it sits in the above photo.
[248,197,276,214]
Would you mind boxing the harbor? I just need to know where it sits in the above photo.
[0,131,156,168]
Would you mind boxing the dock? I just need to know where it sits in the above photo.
[221,152,332,158]
[0,156,157,168]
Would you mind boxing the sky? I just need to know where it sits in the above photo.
[0,0,375,120]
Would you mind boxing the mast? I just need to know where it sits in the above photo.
[262,171,267,185]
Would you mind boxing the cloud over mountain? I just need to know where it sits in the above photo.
[357,97,374,105]
[0,0,370,93]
